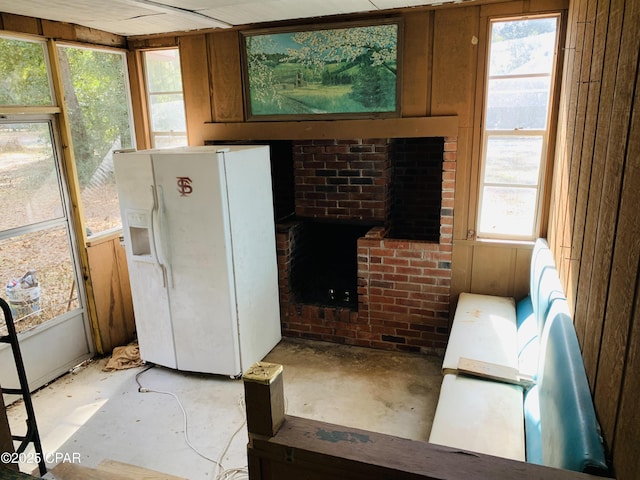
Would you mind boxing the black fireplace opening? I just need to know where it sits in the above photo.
[389,137,444,242]
[290,221,372,308]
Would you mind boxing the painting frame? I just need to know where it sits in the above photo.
[240,18,403,121]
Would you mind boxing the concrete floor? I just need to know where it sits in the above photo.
[7,337,443,479]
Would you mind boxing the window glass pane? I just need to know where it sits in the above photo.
[479,187,537,237]
[0,37,53,106]
[143,49,187,149]
[1,226,80,334]
[489,18,557,76]
[484,135,543,185]
[58,45,135,235]
[486,77,551,130]
[478,16,558,240]
[0,122,64,230]
[145,49,183,93]
[149,93,187,132]
[153,134,189,149]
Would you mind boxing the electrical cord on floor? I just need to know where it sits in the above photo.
[135,364,249,480]
[213,397,249,480]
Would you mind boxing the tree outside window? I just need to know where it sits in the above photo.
[57,44,135,236]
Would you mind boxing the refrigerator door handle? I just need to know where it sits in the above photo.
[150,184,168,288]
[155,185,174,288]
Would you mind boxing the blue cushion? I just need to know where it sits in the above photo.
[530,239,565,336]
[516,295,534,330]
[523,384,543,465]
[516,296,539,379]
[537,308,608,473]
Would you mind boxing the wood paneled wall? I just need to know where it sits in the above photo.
[548,0,640,478]
[86,232,135,354]
[126,0,568,307]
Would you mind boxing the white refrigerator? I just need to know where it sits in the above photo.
[113,145,281,377]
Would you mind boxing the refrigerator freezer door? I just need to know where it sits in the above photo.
[151,151,240,375]
[222,146,282,371]
[113,152,177,369]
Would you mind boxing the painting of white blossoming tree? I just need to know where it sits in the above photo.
[242,21,400,119]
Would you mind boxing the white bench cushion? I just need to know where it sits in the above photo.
[429,373,525,461]
[442,292,518,373]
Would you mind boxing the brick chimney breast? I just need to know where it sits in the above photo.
[279,136,457,354]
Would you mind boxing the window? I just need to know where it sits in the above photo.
[477,16,559,240]
[0,36,53,106]
[143,48,187,148]
[57,44,135,235]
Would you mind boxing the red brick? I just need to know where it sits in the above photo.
[393,282,424,292]
[442,161,457,171]
[410,259,438,268]
[410,323,435,332]
[382,304,410,315]
[370,247,395,257]
[396,297,423,308]
[358,238,382,247]
[395,328,423,338]
[383,239,411,250]
[353,339,373,348]
[410,276,437,285]
[358,330,382,340]
[370,325,399,335]
[382,288,410,299]
[395,266,423,276]
[409,242,440,252]
[325,145,350,154]
[444,141,457,152]
[382,319,410,329]
[370,294,395,304]
[369,341,396,350]
[384,257,410,267]
[384,273,409,282]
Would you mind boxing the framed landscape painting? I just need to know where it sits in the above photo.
[241,20,401,120]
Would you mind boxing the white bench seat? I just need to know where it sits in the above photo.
[429,373,525,461]
[430,240,608,473]
[441,292,518,373]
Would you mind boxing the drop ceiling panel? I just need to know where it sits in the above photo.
[371,0,459,8]
[0,0,151,27]
[86,16,216,37]
[0,0,459,36]
[200,0,378,27]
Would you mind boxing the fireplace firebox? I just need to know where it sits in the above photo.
[290,221,374,308]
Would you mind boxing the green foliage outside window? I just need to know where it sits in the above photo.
[0,37,52,106]
[57,46,133,187]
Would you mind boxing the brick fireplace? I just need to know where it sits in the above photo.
[275,135,457,353]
